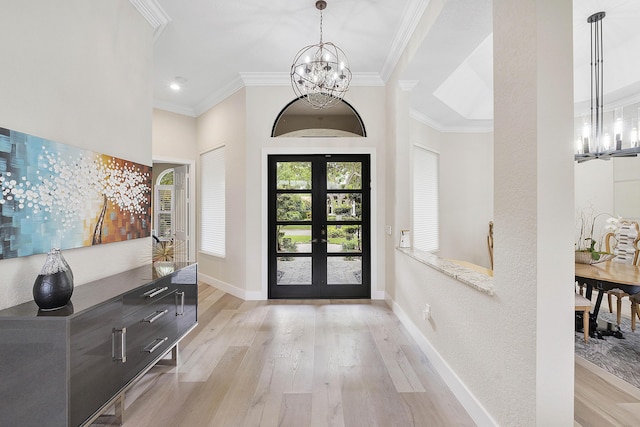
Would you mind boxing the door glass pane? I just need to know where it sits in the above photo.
[277,225,312,254]
[327,225,362,253]
[276,193,311,221]
[327,256,362,285]
[158,213,172,239]
[326,193,361,221]
[277,162,312,189]
[277,256,311,285]
[158,188,172,210]
[327,162,361,189]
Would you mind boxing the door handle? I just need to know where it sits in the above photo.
[310,238,328,243]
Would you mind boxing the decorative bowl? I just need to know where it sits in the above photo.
[575,251,615,265]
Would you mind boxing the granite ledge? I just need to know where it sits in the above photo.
[396,247,495,296]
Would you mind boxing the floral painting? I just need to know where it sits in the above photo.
[0,127,151,259]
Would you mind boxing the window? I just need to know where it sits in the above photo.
[413,146,439,252]
[200,146,225,257]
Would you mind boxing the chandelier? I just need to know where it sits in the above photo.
[290,0,352,109]
[575,11,640,161]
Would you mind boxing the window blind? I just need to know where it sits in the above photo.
[413,146,439,252]
[200,146,225,257]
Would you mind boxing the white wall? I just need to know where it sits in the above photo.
[385,0,575,425]
[439,132,494,268]
[245,85,388,299]
[195,89,248,296]
[0,0,153,310]
[152,109,197,162]
[574,156,640,248]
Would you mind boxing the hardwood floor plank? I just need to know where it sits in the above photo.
[279,393,312,427]
[364,304,426,393]
[310,343,346,427]
[173,346,249,427]
[574,356,640,427]
[400,344,475,426]
[179,309,237,382]
[210,309,285,426]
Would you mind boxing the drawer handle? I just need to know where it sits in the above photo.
[112,328,127,363]
[175,292,185,316]
[142,309,168,323]
[143,337,168,354]
[143,286,169,298]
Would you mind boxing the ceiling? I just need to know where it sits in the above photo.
[142,0,640,132]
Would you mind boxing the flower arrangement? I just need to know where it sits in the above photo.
[575,208,619,263]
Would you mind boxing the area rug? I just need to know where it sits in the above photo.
[575,311,640,389]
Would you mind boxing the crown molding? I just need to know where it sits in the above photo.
[380,0,431,82]
[194,76,246,116]
[352,72,385,86]
[129,0,171,41]
[239,72,384,87]
[240,72,289,86]
[398,80,420,91]
[152,100,197,117]
[410,109,493,133]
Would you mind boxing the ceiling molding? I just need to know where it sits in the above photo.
[352,73,385,86]
[240,72,289,86]
[398,80,420,91]
[239,72,384,87]
[410,109,493,133]
[152,100,197,117]
[380,0,431,82]
[129,0,171,41]
[194,76,246,116]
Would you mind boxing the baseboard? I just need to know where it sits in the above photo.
[386,294,497,427]
[371,290,386,300]
[198,273,261,300]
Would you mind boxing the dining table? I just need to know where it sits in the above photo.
[575,261,640,339]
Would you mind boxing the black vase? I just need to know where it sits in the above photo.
[33,249,74,311]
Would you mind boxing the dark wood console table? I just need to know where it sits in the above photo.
[0,262,198,426]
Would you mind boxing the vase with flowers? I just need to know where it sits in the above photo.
[575,209,619,264]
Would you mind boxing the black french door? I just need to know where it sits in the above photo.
[268,154,370,299]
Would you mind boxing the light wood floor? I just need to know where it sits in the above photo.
[574,290,640,426]
[99,283,475,427]
[97,284,640,427]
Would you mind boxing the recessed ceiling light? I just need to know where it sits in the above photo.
[169,76,187,91]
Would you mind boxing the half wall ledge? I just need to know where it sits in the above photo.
[396,247,495,296]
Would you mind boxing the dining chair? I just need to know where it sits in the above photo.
[604,220,640,325]
[575,293,592,342]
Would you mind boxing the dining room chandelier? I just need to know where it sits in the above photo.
[290,0,352,109]
[575,11,640,162]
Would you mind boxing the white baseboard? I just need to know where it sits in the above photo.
[385,294,497,427]
[371,290,386,300]
[198,273,250,300]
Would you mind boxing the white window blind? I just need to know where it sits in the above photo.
[413,146,439,252]
[200,146,225,257]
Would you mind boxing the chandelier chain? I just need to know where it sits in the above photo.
[319,9,323,44]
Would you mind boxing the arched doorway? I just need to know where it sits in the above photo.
[271,97,366,137]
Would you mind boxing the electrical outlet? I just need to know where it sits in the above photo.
[422,304,431,320]
[385,225,392,235]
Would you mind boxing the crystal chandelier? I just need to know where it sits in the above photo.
[290,0,352,109]
[575,11,640,161]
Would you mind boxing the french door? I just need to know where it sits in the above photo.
[268,154,370,299]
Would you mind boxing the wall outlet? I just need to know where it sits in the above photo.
[422,304,431,320]
[385,225,392,235]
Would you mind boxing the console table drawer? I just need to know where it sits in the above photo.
[0,262,198,427]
